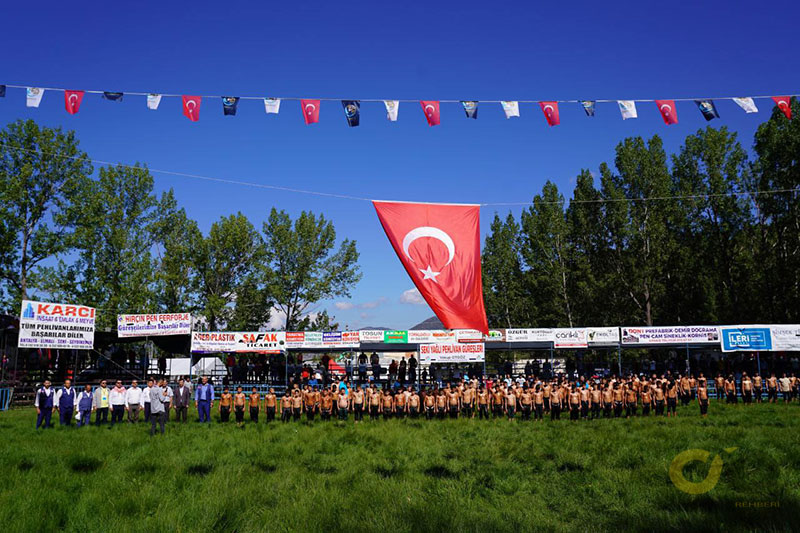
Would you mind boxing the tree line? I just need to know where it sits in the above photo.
[0,119,361,331]
[482,99,800,329]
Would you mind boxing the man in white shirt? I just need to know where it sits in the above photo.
[109,380,127,427]
[162,382,174,423]
[125,380,142,423]
[141,378,153,422]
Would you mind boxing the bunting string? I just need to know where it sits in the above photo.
[2,145,797,207]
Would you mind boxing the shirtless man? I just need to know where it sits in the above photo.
[543,382,552,413]
[492,387,505,418]
[280,392,292,422]
[448,387,461,419]
[369,386,381,420]
[715,374,726,401]
[533,385,544,421]
[424,389,436,420]
[248,388,260,423]
[741,373,753,404]
[304,386,317,421]
[612,383,624,418]
[504,387,517,420]
[233,386,246,426]
[640,385,652,416]
[395,387,408,419]
[590,385,602,419]
[550,387,561,421]
[337,388,349,421]
[462,385,475,419]
[568,387,581,421]
[602,385,613,418]
[666,381,679,417]
[724,376,737,404]
[436,390,447,419]
[320,390,333,421]
[624,383,637,418]
[352,386,365,423]
[653,383,666,416]
[218,387,233,423]
[688,375,697,402]
[408,388,420,418]
[753,373,763,403]
[767,373,778,403]
[477,386,490,420]
[579,385,590,420]
[520,387,533,421]
[291,389,303,421]
[679,375,691,406]
[264,388,277,423]
[382,389,394,420]
[698,381,710,417]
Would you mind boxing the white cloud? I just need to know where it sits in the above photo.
[400,288,426,305]
[334,297,387,311]
[360,297,387,309]
[334,302,355,310]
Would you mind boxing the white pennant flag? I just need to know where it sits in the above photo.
[733,97,758,114]
[264,98,281,114]
[618,100,638,120]
[384,100,399,121]
[26,87,44,108]
[501,101,520,118]
[146,94,162,110]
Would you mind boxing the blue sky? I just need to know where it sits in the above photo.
[1,1,798,329]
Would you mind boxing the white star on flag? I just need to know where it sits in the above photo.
[419,265,441,283]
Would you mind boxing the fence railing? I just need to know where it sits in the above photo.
[0,387,12,411]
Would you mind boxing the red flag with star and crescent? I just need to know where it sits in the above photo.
[182,95,202,122]
[64,90,84,114]
[373,200,488,333]
[301,99,320,124]
[539,101,560,126]
[420,101,440,126]
[772,96,792,120]
[655,99,678,125]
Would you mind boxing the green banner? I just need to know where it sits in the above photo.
[383,330,408,343]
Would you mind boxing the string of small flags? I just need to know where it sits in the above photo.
[0,84,795,126]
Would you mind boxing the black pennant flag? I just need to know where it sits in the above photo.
[222,96,240,116]
[102,92,124,102]
[342,100,360,127]
[461,101,478,119]
[694,99,720,121]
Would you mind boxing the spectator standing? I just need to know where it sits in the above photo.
[195,376,214,423]
[53,379,76,426]
[93,380,110,426]
[34,379,54,429]
[173,378,191,422]
[76,384,94,427]
[149,378,169,436]
[125,380,142,423]
[109,380,127,426]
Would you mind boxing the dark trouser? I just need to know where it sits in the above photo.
[292,407,301,421]
[110,405,125,425]
[450,406,459,419]
[754,388,762,402]
[78,409,92,427]
[700,400,709,415]
[143,402,151,421]
[479,404,489,419]
[667,398,677,414]
[338,407,348,421]
[506,407,515,420]
[410,406,418,419]
[425,407,434,420]
[59,407,74,426]
[354,404,363,421]
[462,406,472,418]
[250,407,259,422]
[383,408,392,420]
[220,406,230,422]
[493,405,503,418]
[321,409,331,421]
[580,401,589,419]
[281,408,291,422]
[95,407,109,425]
[198,400,211,423]
[150,411,166,436]
[726,392,737,404]
[603,403,612,418]
[768,388,777,401]
[174,406,188,422]
[235,407,244,423]
[626,404,636,417]
[396,406,406,419]
[655,400,664,416]
[613,401,623,418]
[534,404,543,420]
[522,405,531,420]
[306,407,315,421]
[743,391,752,404]
[370,405,379,420]
[36,409,53,429]
[681,392,690,406]
[163,402,170,422]
[642,403,651,416]
[267,406,276,422]
[570,406,579,420]
[550,404,561,420]
[591,403,601,419]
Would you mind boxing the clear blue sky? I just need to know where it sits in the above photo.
[1,1,798,329]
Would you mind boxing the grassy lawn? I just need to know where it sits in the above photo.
[0,402,798,532]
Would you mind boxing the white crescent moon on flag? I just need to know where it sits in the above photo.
[544,105,553,115]
[305,103,316,114]
[186,100,196,110]
[402,226,455,266]
[424,104,435,116]
[69,94,77,105]
[777,100,788,108]
[660,104,672,113]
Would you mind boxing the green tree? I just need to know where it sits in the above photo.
[154,208,203,313]
[263,208,360,330]
[0,119,91,307]
[193,213,270,331]
[482,213,526,328]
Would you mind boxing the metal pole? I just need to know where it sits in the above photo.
[685,342,691,375]
[617,344,622,376]
[756,351,761,376]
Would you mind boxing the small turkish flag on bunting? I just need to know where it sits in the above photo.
[420,101,440,126]
[539,101,560,126]
[182,95,202,122]
[373,200,488,333]
[64,90,84,115]
[655,100,678,125]
[301,99,320,124]
[772,96,792,120]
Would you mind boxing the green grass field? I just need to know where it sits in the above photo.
[1,402,798,532]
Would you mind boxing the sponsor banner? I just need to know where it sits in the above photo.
[117,313,191,337]
[285,331,305,349]
[341,331,360,347]
[430,330,456,343]
[506,328,554,343]
[455,329,484,343]
[620,326,719,345]
[303,331,323,348]
[769,325,800,351]
[720,326,772,352]
[408,330,435,344]
[419,342,485,363]
[553,328,588,348]
[485,329,506,342]
[587,327,620,346]
[323,331,342,345]
[384,330,409,343]
[191,332,286,353]
[359,330,385,343]
[19,300,95,350]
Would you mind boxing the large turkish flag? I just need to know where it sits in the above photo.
[373,201,488,333]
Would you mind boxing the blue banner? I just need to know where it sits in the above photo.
[720,327,772,352]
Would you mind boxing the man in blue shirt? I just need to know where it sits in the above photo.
[194,376,214,423]
[53,379,76,426]
[34,380,54,429]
